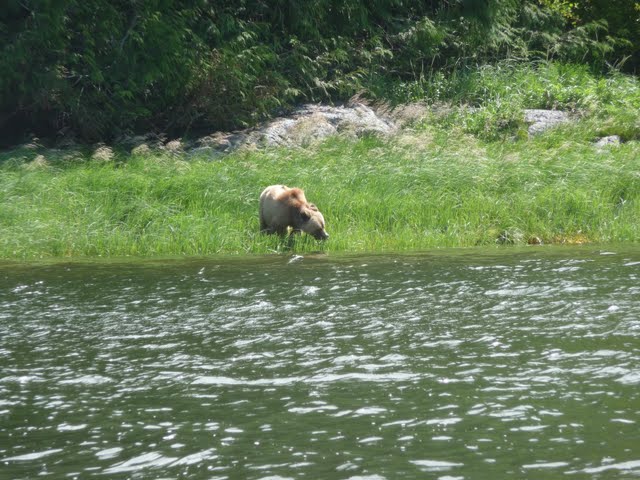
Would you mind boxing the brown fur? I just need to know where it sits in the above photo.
[259,185,329,240]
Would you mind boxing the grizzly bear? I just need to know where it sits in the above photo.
[259,185,329,240]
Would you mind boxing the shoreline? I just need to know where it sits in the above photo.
[1,129,638,260]
[1,243,638,267]
[1,64,638,261]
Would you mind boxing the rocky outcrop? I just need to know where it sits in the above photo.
[113,105,580,157]
[10,104,584,160]
[189,103,395,157]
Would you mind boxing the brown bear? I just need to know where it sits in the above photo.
[259,185,329,240]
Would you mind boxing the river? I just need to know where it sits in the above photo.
[1,246,639,479]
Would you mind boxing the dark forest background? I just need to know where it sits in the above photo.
[1,0,638,144]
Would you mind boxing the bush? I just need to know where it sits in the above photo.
[1,0,637,144]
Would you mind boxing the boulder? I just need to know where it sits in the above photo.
[594,135,621,148]
[194,103,395,154]
[523,109,571,135]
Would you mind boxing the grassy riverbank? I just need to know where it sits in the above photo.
[1,64,639,259]
[1,130,638,259]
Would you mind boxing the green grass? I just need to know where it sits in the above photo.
[378,62,640,141]
[1,62,639,259]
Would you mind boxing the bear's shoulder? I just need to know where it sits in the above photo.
[278,187,306,207]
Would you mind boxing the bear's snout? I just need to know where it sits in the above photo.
[316,230,329,241]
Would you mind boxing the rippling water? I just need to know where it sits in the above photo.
[1,247,639,479]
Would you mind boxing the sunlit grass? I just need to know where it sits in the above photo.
[1,126,638,259]
[1,62,639,259]
[379,62,640,141]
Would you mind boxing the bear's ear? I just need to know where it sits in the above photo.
[308,203,319,212]
[300,209,311,222]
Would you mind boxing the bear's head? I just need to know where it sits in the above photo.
[299,204,329,240]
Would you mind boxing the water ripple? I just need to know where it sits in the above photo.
[1,247,639,479]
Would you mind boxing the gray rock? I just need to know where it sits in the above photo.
[165,139,183,153]
[256,118,298,147]
[61,104,586,160]
[195,132,249,153]
[194,103,395,153]
[594,135,621,147]
[523,109,572,135]
[296,103,394,137]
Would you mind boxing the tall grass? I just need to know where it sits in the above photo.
[381,62,640,140]
[1,132,638,259]
[1,63,638,259]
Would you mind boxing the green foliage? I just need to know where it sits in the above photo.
[1,122,639,258]
[542,0,640,67]
[1,0,207,141]
[1,0,638,143]
[382,62,639,140]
